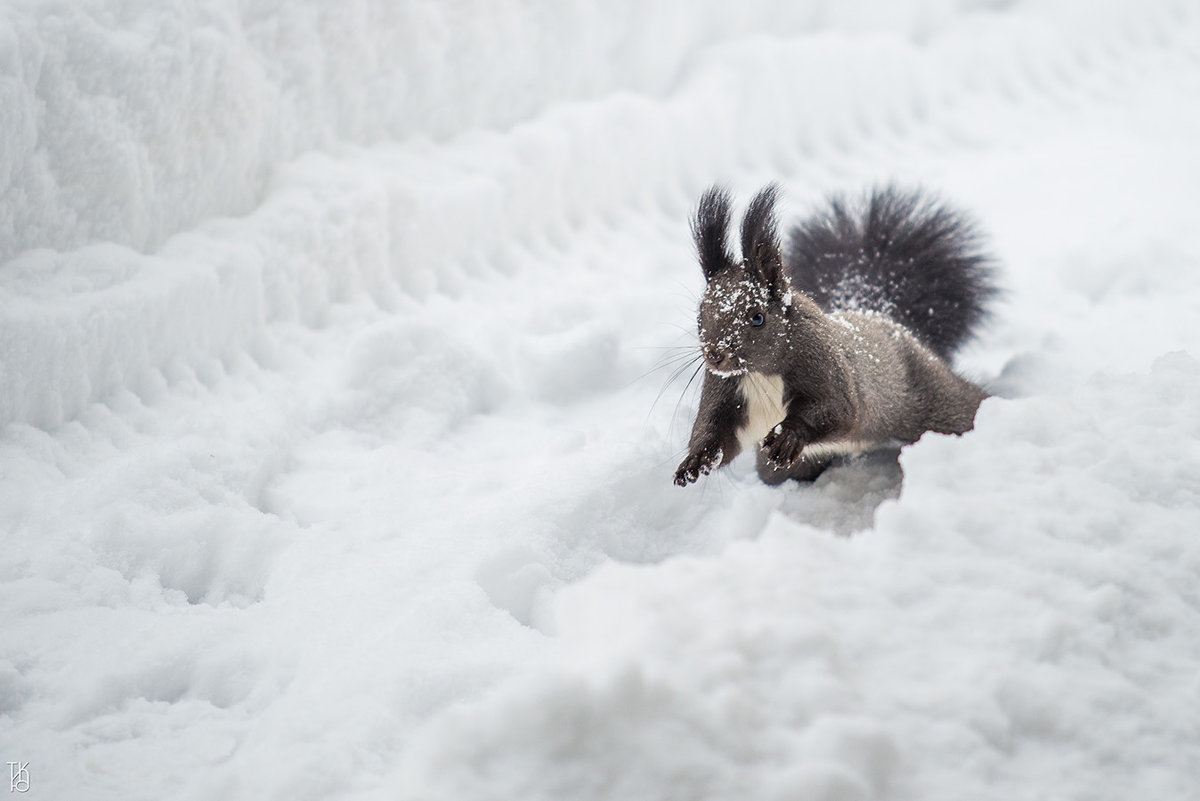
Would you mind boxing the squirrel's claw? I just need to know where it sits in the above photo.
[674,446,723,486]
[762,425,805,468]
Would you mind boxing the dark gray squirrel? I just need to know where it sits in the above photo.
[674,183,997,487]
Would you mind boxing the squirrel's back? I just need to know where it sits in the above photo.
[786,185,996,360]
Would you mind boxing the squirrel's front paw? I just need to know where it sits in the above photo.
[674,445,724,486]
[761,425,805,468]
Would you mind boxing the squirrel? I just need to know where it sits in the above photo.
[673,184,997,487]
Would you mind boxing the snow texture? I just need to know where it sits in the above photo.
[3,1,1200,799]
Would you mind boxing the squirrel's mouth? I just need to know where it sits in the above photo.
[707,366,747,378]
[704,356,746,378]
[702,345,746,377]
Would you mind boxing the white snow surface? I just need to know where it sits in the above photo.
[3,1,1200,799]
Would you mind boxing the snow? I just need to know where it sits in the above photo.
[2,1,1200,799]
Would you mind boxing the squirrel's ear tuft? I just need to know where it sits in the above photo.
[740,184,785,291]
[692,186,735,281]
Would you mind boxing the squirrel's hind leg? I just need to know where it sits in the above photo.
[755,447,833,484]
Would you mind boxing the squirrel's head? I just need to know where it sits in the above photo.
[692,184,812,377]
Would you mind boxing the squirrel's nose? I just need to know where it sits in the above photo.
[704,346,724,365]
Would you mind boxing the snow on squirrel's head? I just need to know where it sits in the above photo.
[692,184,815,377]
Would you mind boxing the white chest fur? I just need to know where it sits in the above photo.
[736,372,786,452]
[735,372,873,458]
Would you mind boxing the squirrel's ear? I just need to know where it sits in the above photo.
[740,184,785,292]
[692,186,735,281]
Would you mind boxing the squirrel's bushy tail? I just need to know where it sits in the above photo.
[786,185,997,360]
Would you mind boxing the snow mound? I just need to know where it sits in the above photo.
[398,354,1200,800]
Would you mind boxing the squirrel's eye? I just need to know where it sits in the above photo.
[750,312,765,327]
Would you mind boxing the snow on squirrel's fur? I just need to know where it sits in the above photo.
[2,2,1200,800]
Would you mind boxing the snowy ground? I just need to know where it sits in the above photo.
[3,1,1200,799]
